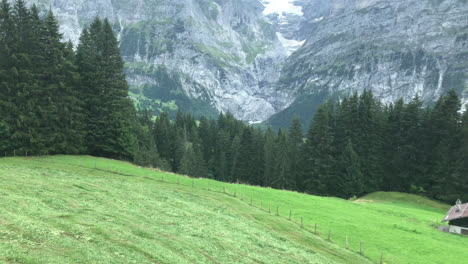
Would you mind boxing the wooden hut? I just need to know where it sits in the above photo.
[440,199,468,236]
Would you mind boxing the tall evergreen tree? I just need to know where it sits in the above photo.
[272,130,290,190]
[263,127,276,187]
[77,18,137,159]
[302,104,334,195]
[336,140,364,198]
[288,117,303,189]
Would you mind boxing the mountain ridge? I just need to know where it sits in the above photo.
[20,0,468,127]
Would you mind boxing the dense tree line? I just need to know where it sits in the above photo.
[0,1,136,159]
[1,1,466,203]
[139,90,467,203]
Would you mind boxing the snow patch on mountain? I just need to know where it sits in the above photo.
[262,0,303,18]
[262,0,305,54]
[276,32,304,55]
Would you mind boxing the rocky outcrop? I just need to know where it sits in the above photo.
[21,0,468,125]
[25,0,294,121]
[277,0,468,113]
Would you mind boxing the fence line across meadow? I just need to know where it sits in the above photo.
[2,154,397,264]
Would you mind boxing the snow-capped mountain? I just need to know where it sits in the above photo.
[19,0,468,127]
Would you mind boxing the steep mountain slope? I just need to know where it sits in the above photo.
[268,0,468,128]
[25,0,294,121]
[21,0,468,126]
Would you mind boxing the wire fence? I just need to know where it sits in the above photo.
[2,154,392,264]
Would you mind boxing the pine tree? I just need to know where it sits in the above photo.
[427,90,461,200]
[153,112,172,161]
[100,19,137,159]
[288,117,303,189]
[454,107,468,201]
[215,129,230,181]
[272,130,290,190]
[76,20,103,155]
[356,90,384,193]
[0,0,14,150]
[302,104,334,195]
[229,135,241,182]
[37,10,85,154]
[336,140,364,198]
[10,1,42,154]
[263,127,276,187]
[382,99,405,191]
[234,128,256,183]
[77,18,137,159]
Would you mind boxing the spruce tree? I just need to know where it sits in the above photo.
[77,18,137,159]
[235,128,256,183]
[272,130,290,190]
[10,1,42,154]
[288,117,303,189]
[302,104,334,195]
[0,0,14,150]
[263,127,276,187]
[336,140,364,198]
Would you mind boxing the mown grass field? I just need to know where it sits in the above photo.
[0,156,370,264]
[0,156,466,264]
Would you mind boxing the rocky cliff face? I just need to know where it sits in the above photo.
[269,0,468,128]
[25,0,294,121]
[21,0,468,125]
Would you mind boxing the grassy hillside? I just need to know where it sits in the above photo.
[0,156,369,264]
[0,156,466,264]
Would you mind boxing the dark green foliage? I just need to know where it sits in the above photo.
[302,104,335,195]
[1,4,466,203]
[288,117,303,189]
[335,140,363,198]
[0,120,9,152]
[1,8,135,160]
[272,130,290,190]
[76,18,137,159]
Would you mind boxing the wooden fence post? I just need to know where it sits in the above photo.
[289,209,291,220]
[301,217,303,228]
[268,204,271,213]
[380,252,383,264]
[346,235,348,249]
[250,197,253,206]
[223,186,226,193]
[314,224,317,234]
[328,230,331,241]
[360,241,363,255]
[276,205,279,216]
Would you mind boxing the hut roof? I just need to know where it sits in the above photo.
[442,202,468,223]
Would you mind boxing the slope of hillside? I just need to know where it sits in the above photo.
[0,156,369,264]
[0,156,466,264]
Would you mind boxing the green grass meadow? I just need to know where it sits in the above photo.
[0,156,466,264]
